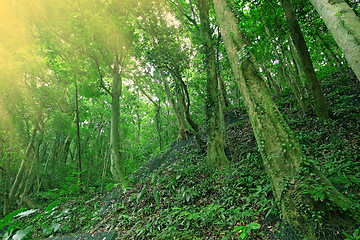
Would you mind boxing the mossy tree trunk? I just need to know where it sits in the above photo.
[281,0,330,122]
[162,73,190,141]
[213,0,359,235]
[175,75,205,149]
[308,0,360,81]
[110,62,126,183]
[198,0,229,169]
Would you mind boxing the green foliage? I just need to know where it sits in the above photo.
[233,222,261,239]
[0,0,359,238]
[344,229,360,240]
[0,192,104,240]
[114,152,273,239]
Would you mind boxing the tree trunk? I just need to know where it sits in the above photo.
[288,36,308,89]
[309,0,360,81]
[262,17,309,111]
[75,79,82,183]
[278,42,310,113]
[110,64,126,183]
[175,75,205,149]
[219,75,231,108]
[262,62,280,93]
[155,101,162,151]
[21,120,45,206]
[198,0,229,169]
[281,0,330,122]
[6,121,39,214]
[162,74,190,141]
[213,0,359,235]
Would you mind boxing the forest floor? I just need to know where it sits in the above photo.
[2,71,360,239]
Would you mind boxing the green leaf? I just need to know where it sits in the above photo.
[43,222,61,235]
[12,225,33,240]
[343,232,352,238]
[3,230,11,240]
[185,192,191,202]
[106,183,114,191]
[16,209,38,218]
[354,229,359,238]
[153,187,160,208]
[233,226,245,232]
[137,186,145,200]
[247,222,261,230]
[45,200,61,212]
[0,208,27,229]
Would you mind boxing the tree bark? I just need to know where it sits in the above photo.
[75,78,82,183]
[162,74,190,141]
[308,0,360,81]
[175,75,205,149]
[198,0,229,169]
[281,0,330,122]
[213,0,359,235]
[110,64,126,183]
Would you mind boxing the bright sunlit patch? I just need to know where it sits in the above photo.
[0,0,45,135]
[164,11,180,28]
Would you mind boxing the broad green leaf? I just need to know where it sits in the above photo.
[3,231,11,240]
[16,209,38,218]
[106,183,114,191]
[45,200,61,212]
[233,226,245,232]
[12,225,33,240]
[185,192,191,202]
[247,222,261,230]
[43,222,61,235]
[354,229,359,237]
[0,208,27,229]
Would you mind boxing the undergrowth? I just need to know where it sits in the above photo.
[1,71,360,239]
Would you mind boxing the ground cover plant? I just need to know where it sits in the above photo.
[1,71,359,239]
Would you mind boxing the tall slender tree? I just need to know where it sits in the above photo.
[281,0,330,122]
[198,0,229,169]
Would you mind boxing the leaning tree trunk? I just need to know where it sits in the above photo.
[308,0,360,81]
[6,121,39,214]
[175,75,205,149]
[162,74,190,141]
[281,0,330,122]
[198,0,229,169]
[110,64,126,183]
[213,0,359,236]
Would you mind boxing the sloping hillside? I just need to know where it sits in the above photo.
[2,71,360,239]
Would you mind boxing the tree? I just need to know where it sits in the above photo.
[198,0,229,169]
[308,0,360,81]
[281,0,330,122]
[213,0,359,235]
[32,0,137,182]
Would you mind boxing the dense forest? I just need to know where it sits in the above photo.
[1,0,360,239]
